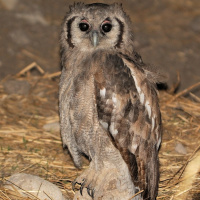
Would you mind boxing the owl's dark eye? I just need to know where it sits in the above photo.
[79,23,89,32]
[102,23,112,33]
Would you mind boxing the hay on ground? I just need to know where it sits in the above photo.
[0,70,199,200]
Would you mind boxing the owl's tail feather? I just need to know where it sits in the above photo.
[114,140,159,199]
[136,141,159,200]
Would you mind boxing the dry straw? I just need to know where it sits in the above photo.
[0,65,199,199]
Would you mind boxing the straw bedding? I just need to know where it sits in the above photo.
[0,69,199,200]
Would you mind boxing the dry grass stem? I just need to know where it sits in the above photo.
[167,82,200,104]
[43,71,61,79]
[128,190,144,200]
[16,62,45,77]
[189,92,200,103]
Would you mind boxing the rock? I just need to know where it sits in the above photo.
[43,122,60,132]
[4,173,67,200]
[3,80,31,95]
[1,0,18,10]
[175,142,187,155]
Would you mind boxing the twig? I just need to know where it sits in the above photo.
[0,190,12,200]
[17,163,38,174]
[167,82,200,104]
[157,195,171,199]
[168,71,180,94]
[43,71,61,79]
[163,171,199,189]
[189,92,200,103]
[36,182,43,198]
[128,190,144,200]
[43,191,54,200]
[16,62,45,77]
[175,183,200,198]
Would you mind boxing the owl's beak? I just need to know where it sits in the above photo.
[91,31,99,47]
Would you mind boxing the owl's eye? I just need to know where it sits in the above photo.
[79,23,89,32]
[102,23,112,33]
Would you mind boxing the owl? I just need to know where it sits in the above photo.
[59,3,162,200]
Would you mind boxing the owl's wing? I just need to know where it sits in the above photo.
[95,53,162,199]
[119,53,162,145]
[118,53,162,199]
[59,67,82,168]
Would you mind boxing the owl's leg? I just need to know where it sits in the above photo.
[72,127,141,200]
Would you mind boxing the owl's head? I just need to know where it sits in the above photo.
[61,3,134,53]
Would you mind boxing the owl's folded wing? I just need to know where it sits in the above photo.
[118,53,162,199]
[119,53,162,148]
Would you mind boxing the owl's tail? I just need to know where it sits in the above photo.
[134,141,159,200]
[117,141,159,199]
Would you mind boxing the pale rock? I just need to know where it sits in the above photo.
[5,173,67,200]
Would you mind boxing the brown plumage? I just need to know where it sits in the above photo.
[59,3,162,199]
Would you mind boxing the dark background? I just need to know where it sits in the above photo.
[0,0,200,95]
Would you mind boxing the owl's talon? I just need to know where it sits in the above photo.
[87,187,92,197]
[80,180,85,195]
[91,189,95,198]
[87,186,95,198]
[87,187,90,196]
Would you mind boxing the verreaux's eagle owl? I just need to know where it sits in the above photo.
[59,3,162,199]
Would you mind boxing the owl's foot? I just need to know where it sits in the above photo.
[72,177,94,198]
[72,162,136,200]
[72,166,97,199]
